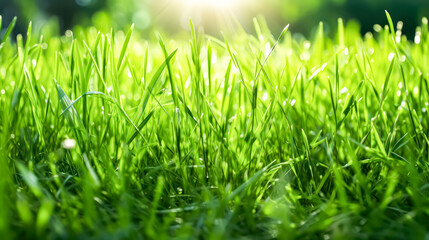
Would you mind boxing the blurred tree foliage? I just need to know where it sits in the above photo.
[1,0,429,38]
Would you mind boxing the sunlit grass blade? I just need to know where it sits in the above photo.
[117,24,134,72]
[1,16,16,44]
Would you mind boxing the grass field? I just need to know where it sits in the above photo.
[0,12,429,239]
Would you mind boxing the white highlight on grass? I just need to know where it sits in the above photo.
[0,89,5,95]
[62,139,76,149]
[304,41,311,49]
[262,92,268,101]
[211,54,217,64]
[415,34,421,44]
[344,48,349,56]
[388,53,395,62]
[265,42,271,58]
[395,34,401,44]
[290,99,296,106]
[322,89,327,96]
[340,87,348,94]
[185,76,191,89]
[396,90,401,97]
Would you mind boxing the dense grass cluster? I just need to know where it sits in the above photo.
[0,12,429,239]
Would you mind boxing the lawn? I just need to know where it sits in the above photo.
[0,12,428,239]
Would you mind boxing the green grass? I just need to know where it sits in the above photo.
[0,12,429,239]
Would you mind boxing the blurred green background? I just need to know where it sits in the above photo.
[1,0,429,38]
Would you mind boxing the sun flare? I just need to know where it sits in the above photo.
[180,0,240,9]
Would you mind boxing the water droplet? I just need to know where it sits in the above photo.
[262,93,268,101]
[415,35,421,44]
[388,53,395,61]
[61,139,76,149]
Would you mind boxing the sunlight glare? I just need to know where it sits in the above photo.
[181,0,240,9]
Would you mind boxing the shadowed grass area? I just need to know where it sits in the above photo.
[0,12,429,239]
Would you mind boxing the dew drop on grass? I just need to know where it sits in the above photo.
[61,139,76,149]
[65,30,73,38]
[322,89,327,96]
[304,41,311,49]
[396,35,401,44]
[415,32,421,44]
[302,52,310,61]
[290,99,296,106]
[340,87,348,94]
[0,89,5,95]
[396,90,401,96]
[388,53,395,61]
[262,92,268,101]
[373,24,382,32]
[344,48,349,56]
